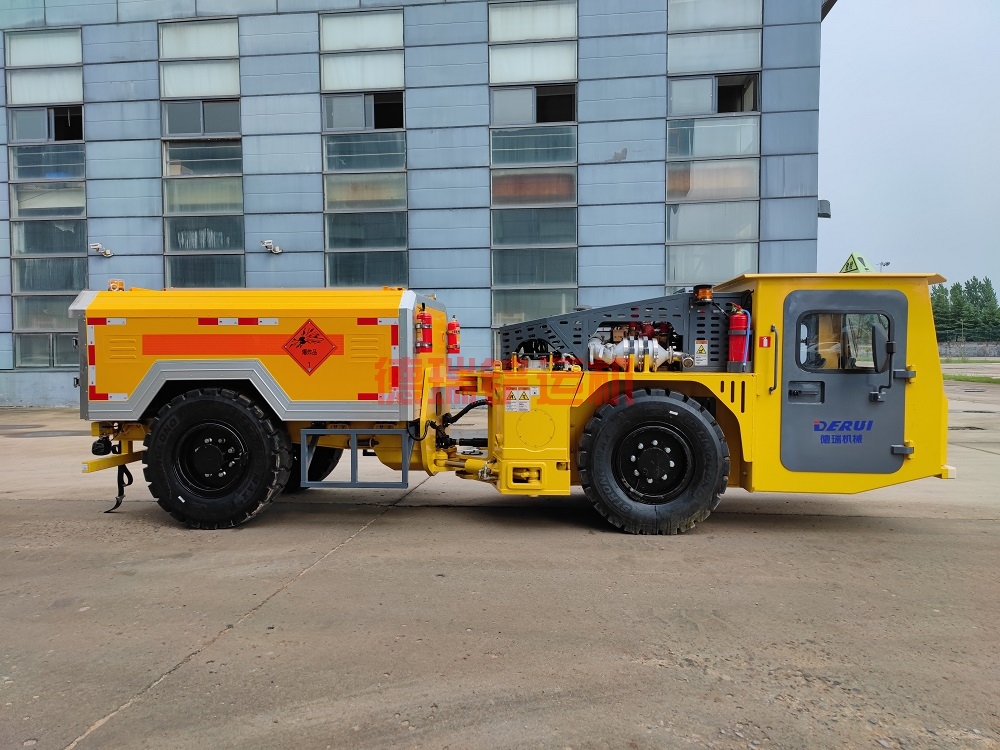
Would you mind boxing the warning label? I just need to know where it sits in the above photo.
[283,319,337,374]
[505,388,533,412]
[694,339,709,367]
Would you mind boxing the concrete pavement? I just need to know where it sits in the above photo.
[0,381,998,750]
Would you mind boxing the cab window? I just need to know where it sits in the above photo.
[797,312,890,372]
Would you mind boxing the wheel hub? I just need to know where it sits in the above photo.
[614,424,694,504]
[176,423,248,496]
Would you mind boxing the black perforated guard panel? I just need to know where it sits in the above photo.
[497,291,751,372]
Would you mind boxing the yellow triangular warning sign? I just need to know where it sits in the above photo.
[519,392,529,400]
[507,391,516,400]
[839,252,873,274]
[696,344,707,354]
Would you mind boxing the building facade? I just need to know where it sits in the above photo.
[0,0,827,405]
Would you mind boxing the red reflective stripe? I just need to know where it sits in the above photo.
[357,317,378,326]
[357,392,379,401]
[391,324,399,346]
[238,318,257,326]
[198,318,217,326]
[89,386,109,401]
[391,366,399,388]
[88,345,96,366]
[87,317,107,326]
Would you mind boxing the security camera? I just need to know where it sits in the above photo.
[90,242,113,258]
[261,239,281,254]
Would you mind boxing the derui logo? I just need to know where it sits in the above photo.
[813,420,874,432]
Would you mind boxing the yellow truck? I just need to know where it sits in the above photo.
[70,273,954,534]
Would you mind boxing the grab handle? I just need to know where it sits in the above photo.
[769,324,779,394]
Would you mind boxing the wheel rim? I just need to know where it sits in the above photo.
[612,423,695,504]
[174,421,250,497]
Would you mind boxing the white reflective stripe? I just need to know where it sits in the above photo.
[258,318,278,325]
[87,325,95,346]
[106,318,127,325]
[378,317,398,326]
[219,318,239,325]
[108,393,129,401]
[88,365,96,386]
[391,345,399,357]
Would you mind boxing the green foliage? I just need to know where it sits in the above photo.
[931,276,1000,342]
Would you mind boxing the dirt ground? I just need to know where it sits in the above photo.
[0,381,997,750]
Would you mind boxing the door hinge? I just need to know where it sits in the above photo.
[891,444,914,455]
[893,369,916,381]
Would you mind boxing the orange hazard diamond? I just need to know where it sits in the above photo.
[283,319,336,374]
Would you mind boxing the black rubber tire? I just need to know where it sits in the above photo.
[143,388,292,529]
[578,388,730,535]
[284,446,343,493]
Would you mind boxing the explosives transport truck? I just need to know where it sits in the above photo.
[71,273,954,535]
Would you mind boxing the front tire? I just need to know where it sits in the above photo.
[143,388,292,529]
[578,389,729,534]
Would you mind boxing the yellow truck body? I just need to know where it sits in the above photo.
[71,273,953,534]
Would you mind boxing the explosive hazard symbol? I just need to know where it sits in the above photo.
[284,319,336,374]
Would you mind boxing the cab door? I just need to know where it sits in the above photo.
[780,290,908,474]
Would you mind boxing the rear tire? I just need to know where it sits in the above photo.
[578,388,729,534]
[143,388,291,529]
[284,446,343,493]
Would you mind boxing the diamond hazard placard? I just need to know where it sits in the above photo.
[284,319,336,374]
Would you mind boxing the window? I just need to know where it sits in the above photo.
[489,1,579,326]
[668,73,758,116]
[321,10,407,288]
[666,201,758,243]
[6,29,87,369]
[668,115,759,159]
[667,0,762,32]
[159,20,244,287]
[666,243,757,288]
[797,313,891,373]
[667,29,761,76]
[667,159,759,201]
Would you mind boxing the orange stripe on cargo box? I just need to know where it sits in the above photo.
[142,333,345,357]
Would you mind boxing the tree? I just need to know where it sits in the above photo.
[930,284,952,342]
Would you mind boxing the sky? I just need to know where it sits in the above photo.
[817,0,1000,287]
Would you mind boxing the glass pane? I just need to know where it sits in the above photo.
[668,115,759,158]
[797,313,890,373]
[7,68,83,105]
[666,242,757,284]
[668,0,762,31]
[10,109,48,142]
[666,201,758,242]
[326,211,406,249]
[492,88,534,126]
[491,125,577,166]
[160,19,239,59]
[53,333,79,367]
[493,288,577,327]
[322,51,405,92]
[10,144,86,180]
[165,254,245,288]
[325,173,406,210]
[165,141,242,176]
[324,94,367,130]
[667,158,759,201]
[489,41,577,85]
[667,29,761,75]
[165,215,245,252]
[13,257,87,293]
[325,132,405,171]
[493,248,577,286]
[14,333,51,368]
[11,182,86,218]
[13,295,77,331]
[204,101,240,134]
[163,101,203,135]
[492,168,577,206]
[492,207,577,246]
[164,176,243,214]
[160,60,240,98]
[320,10,403,52]
[489,0,577,43]
[668,78,714,116]
[12,220,87,256]
[6,28,82,67]
[326,251,408,287]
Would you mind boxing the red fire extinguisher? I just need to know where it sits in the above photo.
[728,304,750,369]
[415,308,433,352]
[446,316,461,354]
